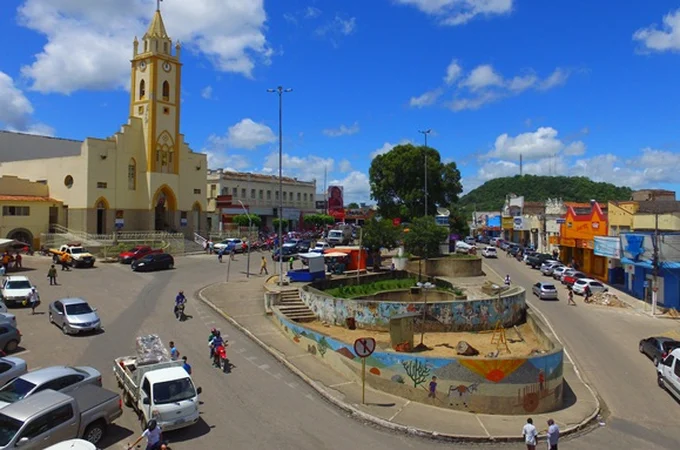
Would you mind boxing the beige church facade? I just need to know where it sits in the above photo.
[0,9,207,236]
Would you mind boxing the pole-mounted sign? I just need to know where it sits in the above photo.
[354,337,376,404]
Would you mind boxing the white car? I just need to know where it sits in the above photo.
[572,278,608,295]
[658,348,680,401]
[481,246,497,258]
[312,242,331,253]
[455,241,475,254]
[213,238,244,253]
[541,262,564,276]
[45,440,97,450]
[0,276,35,307]
[552,266,568,280]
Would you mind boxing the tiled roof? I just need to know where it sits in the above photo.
[0,195,59,202]
[637,201,680,214]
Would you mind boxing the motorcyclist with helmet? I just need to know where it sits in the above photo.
[127,419,166,450]
[174,290,187,321]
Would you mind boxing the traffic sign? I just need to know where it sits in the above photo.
[354,337,376,358]
[556,218,566,224]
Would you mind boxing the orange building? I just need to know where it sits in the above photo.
[556,202,608,281]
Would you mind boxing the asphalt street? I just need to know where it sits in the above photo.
[8,251,680,449]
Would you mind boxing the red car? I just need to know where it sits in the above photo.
[563,271,586,286]
[119,245,163,264]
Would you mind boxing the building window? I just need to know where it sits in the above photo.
[275,191,279,200]
[139,79,145,99]
[128,158,136,190]
[2,206,29,216]
[64,175,74,189]
[250,189,256,199]
[259,190,263,199]
[162,81,170,101]
[138,106,144,115]
[267,190,271,200]
[241,188,246,198]
[97,182,107,189]
[283,192,287,201]
[297,192,301,201]
[303,193,307,201]
[164,42,168,53]
[144,41,148,52]
[163,107,170,115]
[290,192,294,201]
[232,187,237,197]
[219,186,227,196]
[194,189,201,195]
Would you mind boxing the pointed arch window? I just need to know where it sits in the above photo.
[128,158,137,190]
[162,81,170,101]
[156,132,175,173]
[139,80,146,100]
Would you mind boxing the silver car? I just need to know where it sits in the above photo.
[0,357,27,387]
[552,265,568,280]
[541,262,564,276]
[0,365,102,408]
[48,298,101,335]
[532,282,559,300]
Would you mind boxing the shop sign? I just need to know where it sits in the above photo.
[502,217,514,230]
[594,236,621,259]
[549,236,559,244]
[560,238,576,247]
[513,216,525,231]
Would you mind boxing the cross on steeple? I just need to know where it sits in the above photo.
[157,0,162,12]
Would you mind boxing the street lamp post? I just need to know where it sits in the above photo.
[267,86,293,287]
[418,129,431,216]
[237,200,252,278]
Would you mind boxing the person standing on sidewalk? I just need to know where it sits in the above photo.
[28,287,40,315]
[260,256,268,275]
[289,256,294,271]
[546,418,559,450]
[522,418,538,450]
[47,265,57,285]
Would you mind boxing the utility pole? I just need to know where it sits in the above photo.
[418,129,431,216]
[652,212,660,316]
[519,154,523,176]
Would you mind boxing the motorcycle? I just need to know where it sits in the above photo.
[174,302,186,321]
[213,343,231,373]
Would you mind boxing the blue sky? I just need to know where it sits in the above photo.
[1,0,680,203]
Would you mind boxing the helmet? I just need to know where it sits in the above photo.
[147,419,157,430]
[211,327,217,333]
[179,290,184,294]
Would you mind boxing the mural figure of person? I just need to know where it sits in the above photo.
[538,369,545,392]
[328,186,343,212]
[428,376,437,400]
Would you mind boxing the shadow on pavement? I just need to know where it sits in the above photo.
[165,417,211,442]
[98,423,135,449]
[562,380,577,409]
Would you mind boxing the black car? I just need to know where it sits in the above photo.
[295,240,312,253]
[527,253,554,269]
[639,336,680,366]
[131,253,175,272]
[509,245,523,257]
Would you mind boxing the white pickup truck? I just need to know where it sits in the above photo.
[114,335,202,431]
[49,243,96,268]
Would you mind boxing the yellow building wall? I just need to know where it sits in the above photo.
[633,213,680,231]
[0,201,54,246]
[607,201,636,235]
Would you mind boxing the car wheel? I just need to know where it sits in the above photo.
[4,340,18,353]
[48,312,54,324]
[83,420,106,444]
[639,343,644,353]
[654,356,659,366]
[168,263,174,270]
[62,325,69,335]
[658,375,666,390]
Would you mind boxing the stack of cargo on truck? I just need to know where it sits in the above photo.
[113,334,202,431]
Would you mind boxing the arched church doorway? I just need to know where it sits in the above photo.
[192,202,202,233]
[95,198,108,235]
[153,185,177,231]
[7,228,33,247]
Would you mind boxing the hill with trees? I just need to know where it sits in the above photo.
[459,175,633,211]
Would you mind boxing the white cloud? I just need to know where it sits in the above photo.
[18,0,272,94]
[205,152,250,171]
[0,71,53,134]
[449,91,500,111]
[395,0,513,26]
[315,15,356,42]
[460,64,504,91]
[305,6,322,18]
[370,139,412,158]
[444,59,462,85]
[538,68,570,91]
[207,118,275,151]
[201,85,213,99]
[563,141,586,156]
[486,127,566,160]
[507,73,538,92]
[339,159,352,172]
[262,152,333,185]
[323,122,360,137]
[330,171,371,203]
[409,88,443,108]
[633,9,680,52]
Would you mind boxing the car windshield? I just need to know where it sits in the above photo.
[139,255,154,262]
[70,248,84,254]
[543,285,556,290]
[5,281,30,290]
[0,414,22,446]
[574,280,586,285]
[0,378,36,403]
[65,303,93,315]
[152,378,197,405]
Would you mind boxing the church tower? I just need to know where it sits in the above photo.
[130,5,182,174]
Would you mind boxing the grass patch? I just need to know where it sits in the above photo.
[325,278,464,299]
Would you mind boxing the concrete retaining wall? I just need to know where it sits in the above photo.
[273,309,564,415]
[405,256,483,278]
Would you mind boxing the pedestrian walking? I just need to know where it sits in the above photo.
[182,356,192,375]
[127,419,165,450]
[567,287,576,306]
[584,285,592,302]
[217,248,224,263]
[289,256,294,271]
[47,264,57,285]
[28,287,40,315]
[504,274,511,286]
[203,240,208,253]
[229,247,236,261]
[14,253,21,269]
[546,418,559,450]
[169,341,180,361]
[522,418,538,450]
[260,256,268,275]
[60,253,71,271]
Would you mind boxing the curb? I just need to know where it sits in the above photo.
[198,282,601,443]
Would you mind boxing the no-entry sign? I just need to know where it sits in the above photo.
[353,337,376,358]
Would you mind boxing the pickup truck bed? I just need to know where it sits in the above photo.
[71,384,121,415]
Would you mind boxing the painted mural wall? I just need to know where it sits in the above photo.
[274,311,564,415]
[299,287,527,332]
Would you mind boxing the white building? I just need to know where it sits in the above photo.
[206,169,317,232]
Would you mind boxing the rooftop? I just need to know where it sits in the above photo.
[0,131,82,162]
[0,195,60,203]
[144,10,169,39]
[637,201,680,214]
[207,169,316,186]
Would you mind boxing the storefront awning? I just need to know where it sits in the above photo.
[621,257,680,270]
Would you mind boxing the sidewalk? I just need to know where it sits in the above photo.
[197,277,601,442]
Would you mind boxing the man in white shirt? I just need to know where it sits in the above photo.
[522,417,537,450]
[28,287,40,315]
[127,419,165,450]
[546,418,560,450]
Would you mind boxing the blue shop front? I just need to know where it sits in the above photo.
[617,233,680,309]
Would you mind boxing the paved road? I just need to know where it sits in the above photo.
[11,251,679,449]
[484,253,680,449]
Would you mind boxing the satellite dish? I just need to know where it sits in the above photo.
[436,208,450,217]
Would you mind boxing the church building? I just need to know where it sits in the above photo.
[0,7,207,236]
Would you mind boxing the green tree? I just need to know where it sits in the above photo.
[273,218,289,231]
[369,144,463,220]
[448,205,470,236]
[232,214,262,228]
[346,202,360,209]
[361,218,401,270]
[303,214,335,228]
[404,216,448,279]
